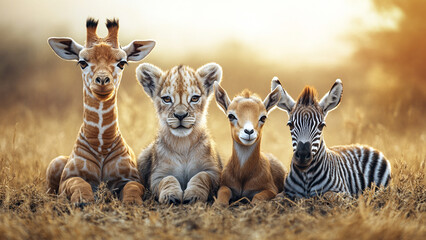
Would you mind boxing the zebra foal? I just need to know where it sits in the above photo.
[271,78,391,198]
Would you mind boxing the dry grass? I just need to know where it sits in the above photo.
[0,93,425,239]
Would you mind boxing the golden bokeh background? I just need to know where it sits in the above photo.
[0,0,425,168]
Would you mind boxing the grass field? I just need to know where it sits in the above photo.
[1,1,426,239]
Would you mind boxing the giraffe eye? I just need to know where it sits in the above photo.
[287,121,294,130]
[318,122,326,131]
[117,60,127,70]
[78,60,88,69]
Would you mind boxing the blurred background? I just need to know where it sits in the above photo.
[0,0,425,169]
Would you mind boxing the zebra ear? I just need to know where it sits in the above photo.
[319,79,343,116]
[271,77,295,114]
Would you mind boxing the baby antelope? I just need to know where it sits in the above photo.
[214,83,286,206]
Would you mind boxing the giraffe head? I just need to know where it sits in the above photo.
[272,78,343,170]
[48,18,155,101]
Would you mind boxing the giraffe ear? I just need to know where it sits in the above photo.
[136,63,163,98]
[48,37,83,61]
[196,63,222,97]
[123,40,156,62]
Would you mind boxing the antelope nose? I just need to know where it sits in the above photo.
[244,129,254,135]
[95,76,110,85]
[174,112,188,121]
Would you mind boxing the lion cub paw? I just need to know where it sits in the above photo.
[183,187,208,204]
[159,188,183,205]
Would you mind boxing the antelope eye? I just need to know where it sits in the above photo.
[318,122,326,131]
[287,121,294,130]
[259,116,267,123]
[161,96,172,103]
[78,60,88,69]
[117,60,127,70]
[191,95,200,102]
[228,114,236,121]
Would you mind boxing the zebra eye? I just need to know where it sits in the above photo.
[228,113,237,121]
[318,122,326,131]
[287,121,294,130]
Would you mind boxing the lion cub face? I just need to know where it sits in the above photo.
[136,63,222,137]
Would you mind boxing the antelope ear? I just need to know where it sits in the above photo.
[196,63,222,97]
[263,86,282,113]
[48,37,83,61]
[123,40,156,62]
[136,63,163,98]
[271,77,295,114]
[319,79,343,116]
[214,82,231,114]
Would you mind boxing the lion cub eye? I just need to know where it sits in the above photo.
[161,96,172,103]
[190,95,200,103]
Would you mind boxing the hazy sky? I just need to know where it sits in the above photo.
[2,0,401,66]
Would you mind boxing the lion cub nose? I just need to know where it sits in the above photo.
[174,112,188,121]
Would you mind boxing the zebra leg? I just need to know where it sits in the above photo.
[46,155,68,194]
[252,189,277,203]
[214,186,232,207]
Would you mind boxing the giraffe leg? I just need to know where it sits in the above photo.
[183,171,212,204]
[121,181,144,204]
[46,155,68,194]
[158,176,183,204]
[59,177,95,204]
[214,186,232,207]
[252,189,277,203]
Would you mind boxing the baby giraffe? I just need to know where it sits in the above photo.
[214,83,286,206]
[46,18,155,204]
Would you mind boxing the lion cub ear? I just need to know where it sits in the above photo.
[136,63,163,98]
[196,63,222,96]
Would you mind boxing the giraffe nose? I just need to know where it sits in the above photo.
[95,76,110,85]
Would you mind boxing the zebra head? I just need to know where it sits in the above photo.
[271,77,343,171]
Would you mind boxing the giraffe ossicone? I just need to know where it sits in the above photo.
[46,18,155,204]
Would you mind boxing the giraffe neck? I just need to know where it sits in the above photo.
[81,86,120,154]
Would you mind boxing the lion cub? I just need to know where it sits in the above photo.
[214,83,286,206]
[136,63,223,204]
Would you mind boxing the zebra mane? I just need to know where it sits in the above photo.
[297,86,318,106]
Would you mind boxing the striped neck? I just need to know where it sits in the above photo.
[82,86,120,154]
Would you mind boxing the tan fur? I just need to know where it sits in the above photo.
[136,63,222,204]
[214,84,286,206]
[46,18,155,204]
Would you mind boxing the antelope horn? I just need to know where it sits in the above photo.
[105,18,119,48]
[86,18,99,48]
